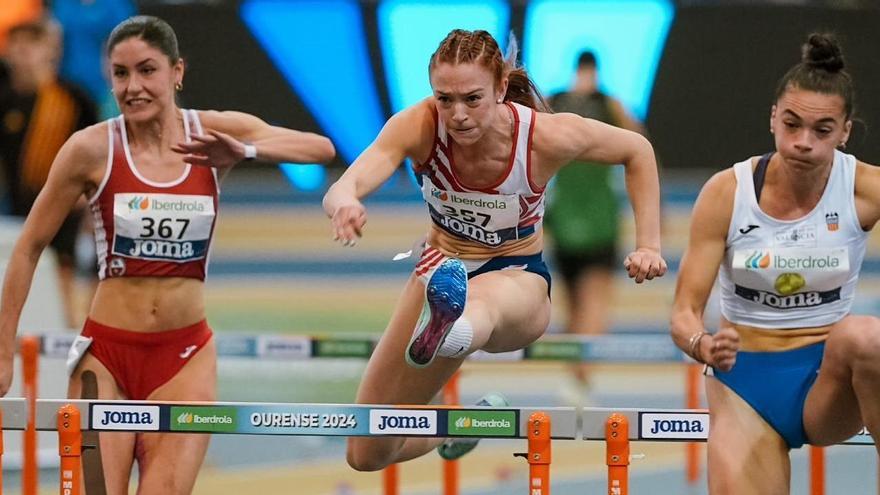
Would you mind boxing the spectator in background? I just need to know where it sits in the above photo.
[0,18,98,327]
[52,0,136,118]
[544,51,648,401]
[0,0,42,55]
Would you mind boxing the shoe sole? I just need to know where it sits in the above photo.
[405,258,467,368]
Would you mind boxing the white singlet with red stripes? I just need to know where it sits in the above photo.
[414,101,545,248]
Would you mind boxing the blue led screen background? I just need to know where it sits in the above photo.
[141,1,880,191]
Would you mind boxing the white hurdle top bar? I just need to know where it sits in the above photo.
[34,332,685,363]
[0,399,870,445]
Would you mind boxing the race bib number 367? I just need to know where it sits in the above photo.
[112,193,215,262]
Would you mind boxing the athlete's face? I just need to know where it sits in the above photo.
[109,37,183,122]
[430,62,507,146]
[770,87,851,171]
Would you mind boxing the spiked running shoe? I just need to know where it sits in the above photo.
[437,392,511,460]
[405,257,468,368]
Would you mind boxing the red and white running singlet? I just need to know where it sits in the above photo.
[88,109,219,281]
[413,102,545,247]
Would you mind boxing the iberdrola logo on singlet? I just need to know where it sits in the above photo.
[733,247,849,310]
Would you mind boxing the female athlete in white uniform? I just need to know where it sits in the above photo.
[324,29,666,471]
[672,33,880,494]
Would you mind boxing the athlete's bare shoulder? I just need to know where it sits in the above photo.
[692,167,737,237]
[64,121,111,172]
[376,98,437,162]
[853,159,880,230]
[396,98,436,130]
[700,167,737,203]
[855,159,880,182]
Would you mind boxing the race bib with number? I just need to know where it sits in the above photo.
[112,193,215,262]
[421,177,520,246]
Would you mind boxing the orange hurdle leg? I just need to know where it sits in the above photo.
[607,413,630,495]
[810,446,825,495]
[383,463,399,495]
[0,408,4,494]
[686,363,701,484]
[58,404,82,495]
[443,372,460,495]
[527,411,551,495]
[21,336,39,495]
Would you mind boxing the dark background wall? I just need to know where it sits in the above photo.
[140,2,880,172]
[649,5,880,169]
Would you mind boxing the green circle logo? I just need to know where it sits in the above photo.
[774,273,806,295]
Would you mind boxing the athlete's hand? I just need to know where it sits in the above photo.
[702,328,740,372]
[623,247,667,283]
[171,129,247,169]
[331,202,367,247]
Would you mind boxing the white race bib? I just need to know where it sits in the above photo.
[421,177,519,246]
[112,193,215,262]
[731,247,849,309]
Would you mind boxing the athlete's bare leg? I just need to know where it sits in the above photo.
[69,355,136,495]
[135,338,216,495]
[804,315,880,450]
[347,270,549,471]
[705,376,790,495]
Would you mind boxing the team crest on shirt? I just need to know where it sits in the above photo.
[774,225,817,247]
[825,212,839,231]
[108,257,126,277]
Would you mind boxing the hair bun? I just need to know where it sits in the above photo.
[801,33,845,72]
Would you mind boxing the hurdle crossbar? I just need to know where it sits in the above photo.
[11,399,578,440]
[33,332,687,363]
[582,407,874,446]
[0,399,869,446]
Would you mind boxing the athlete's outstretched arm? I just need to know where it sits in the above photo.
[536,113,665,282]
[0,129,101,395]
[172,110,335,168]
[323,103,431,245]
[670,170,739,371]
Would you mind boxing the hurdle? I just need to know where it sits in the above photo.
[33,331,700,494]
[0,398,874,495]
[6,398,576,495]
[21,332,869,494]
[582,407,876,495]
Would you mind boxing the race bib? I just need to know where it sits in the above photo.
[112,193,215,262]
[730,247,849,309]
[421,177,519,246]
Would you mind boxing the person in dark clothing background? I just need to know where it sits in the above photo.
[545,50,647,402]
[0,18,98,327]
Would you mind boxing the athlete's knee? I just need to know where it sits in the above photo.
[346,440,392,472]
[462,297,499,333]
[136,475,189,495]
[831,316,880,363]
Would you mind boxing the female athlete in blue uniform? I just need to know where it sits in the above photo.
[672,33,880,493]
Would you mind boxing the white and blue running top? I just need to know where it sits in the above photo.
[718,150,868,329]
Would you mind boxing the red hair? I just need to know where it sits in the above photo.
[429,29,549,112]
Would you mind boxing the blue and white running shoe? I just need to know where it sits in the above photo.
[437,392,510,460]
[405,257,467,368]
